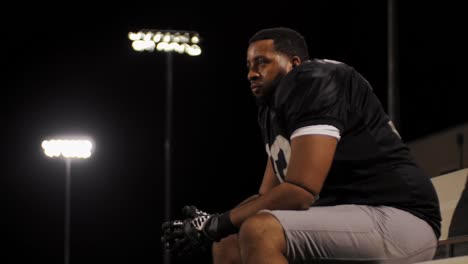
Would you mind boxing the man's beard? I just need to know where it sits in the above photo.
[254,73,286,105]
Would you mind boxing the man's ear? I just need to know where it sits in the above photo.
[291,56,302,68]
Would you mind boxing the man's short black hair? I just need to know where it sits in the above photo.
[249,27,310,61]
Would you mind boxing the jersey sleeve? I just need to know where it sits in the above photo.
[276,64,349,137]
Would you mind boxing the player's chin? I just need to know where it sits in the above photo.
[251,88,264,97]
[253,88,275,99]
[253,93,266,99]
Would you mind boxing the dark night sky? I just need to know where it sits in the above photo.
[3,2,466,264]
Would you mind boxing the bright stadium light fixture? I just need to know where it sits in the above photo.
[42,139,93,159]
[128,29,202,264]
[42,137,94,264]
[127,29,202,56]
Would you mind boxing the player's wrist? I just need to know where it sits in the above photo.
[203,211,238,242]
[217,211,238,236]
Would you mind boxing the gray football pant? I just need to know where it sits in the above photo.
[261,205,437,263]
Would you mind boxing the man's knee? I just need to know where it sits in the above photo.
[238,212,286,251]
[212,234,241,264]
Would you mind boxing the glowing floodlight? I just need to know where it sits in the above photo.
[42,139,93,159]
[128,29,202,56]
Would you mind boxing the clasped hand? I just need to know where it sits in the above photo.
[161,205,221,257]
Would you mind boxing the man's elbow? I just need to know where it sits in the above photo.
[294,191,316,210]
[285,182,317,210]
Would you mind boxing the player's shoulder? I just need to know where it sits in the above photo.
[297,58,354,79]
[272,59,349,110]
[278,59,354,93]
[275,59,351,99]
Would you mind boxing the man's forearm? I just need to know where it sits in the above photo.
[229,182,315,227]
[235,194,261,208]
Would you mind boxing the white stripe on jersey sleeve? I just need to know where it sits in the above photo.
[291,125,341,141]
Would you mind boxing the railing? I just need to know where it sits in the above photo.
[437,235,468,258]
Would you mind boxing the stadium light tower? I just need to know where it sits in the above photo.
[128,29,202,264]
[41,138,94,264]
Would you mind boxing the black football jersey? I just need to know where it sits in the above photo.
[257,59,441,238]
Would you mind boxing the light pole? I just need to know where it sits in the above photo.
[128,29,202,264]
[41,138,94,264]
[387,0,400,130]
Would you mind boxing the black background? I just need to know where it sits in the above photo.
[3,2,466,264]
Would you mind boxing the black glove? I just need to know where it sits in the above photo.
[161,219,185,252]
[160,205,212,255]
[161,206,238,257]
[181,205,211,219]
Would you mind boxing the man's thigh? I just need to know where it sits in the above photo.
[260,205,437,263]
